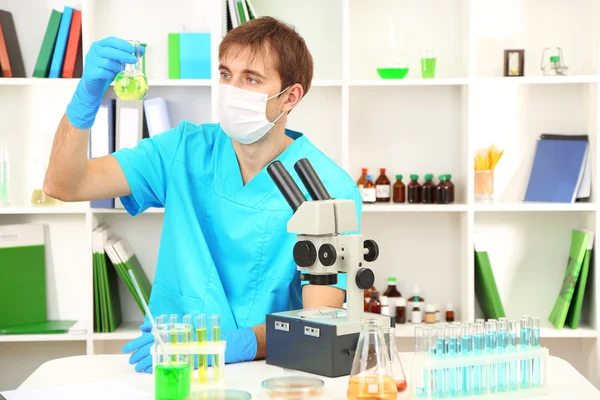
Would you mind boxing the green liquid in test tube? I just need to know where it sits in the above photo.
[212,314,221,382]
[196,314,208,383]
[183,314,193,377]
[170,314,179,363]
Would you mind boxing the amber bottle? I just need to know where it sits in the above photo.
[375,168,391,202]
[436,175,450,204]
[446,174,455,203]
[422,174,436,204]
[362,174,376,203]
[366,291,382,314]
[392,175,405,203]
[407,174,423,203]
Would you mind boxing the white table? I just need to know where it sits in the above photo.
[16,353,600,399]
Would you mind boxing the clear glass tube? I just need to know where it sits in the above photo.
[520,316,531,388]
[447,324,459,396]
[211,314,222,383]
[436,324,446,397]
[195,314,208,383]
[114,39,148,101]
[497,320,508,392]
[485,320,498,393]
[414,325,426,397]
[474,322,485,395]
[531,317,541,387]
[383,327,407,392]
[183,314,193,376]
[427,327,438,396]
[508,320,518,390]
[169,314,179,363]
[460,323,472,396]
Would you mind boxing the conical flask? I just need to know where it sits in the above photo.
[347,318,398,400]
[384,327,407,393]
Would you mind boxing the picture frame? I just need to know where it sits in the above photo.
[504,49,524,77]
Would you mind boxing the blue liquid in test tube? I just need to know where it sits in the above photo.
[497,320,508,392]
[460,322,472,396]
[474,322,485,395]
[485,320,498,393]
[508,320,518,391]
[428,327,438,396]
[531,317,541,387]
[447,324,459,396]
[436,324,447,397]
[520,316,531,389]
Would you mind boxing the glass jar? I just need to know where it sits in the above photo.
[424,305,436,324]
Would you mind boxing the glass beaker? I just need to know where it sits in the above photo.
[0,138,10,206]
[347,318,397,400]
[114,40,148,101]
[154,321,191,400]
[474,170,494,202]
[383,327,407,392]
[421,49,437,79]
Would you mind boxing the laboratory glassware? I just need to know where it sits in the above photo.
[114,40,148,100]
[421,49,437,78]
[383,327,407,392]
[485,320,498,393]
[196,314,208,383]
[261,376,324,399]
[541,47,568,76]
[154,322,191,400]
[347,318,397,400]
[532,316,541,387]
[520,316,532,388]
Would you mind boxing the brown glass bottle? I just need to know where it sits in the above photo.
[407,174,422,203]
[422,174,436,204]
[436,175,450,204]
[392,175,405,203]
[356,168,368,188]
[382,277,402,318]
[362,174,376,203]
[395,298,407,324]
[375,168,391,202]
[366,291,382,314]
[446,174,455,203]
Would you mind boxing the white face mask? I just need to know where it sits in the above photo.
[218,83,289,144]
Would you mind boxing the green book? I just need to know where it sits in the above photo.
[236,0,247,23]
[93,226,123,333]
[33,9,62,78]
[566,230,595,329]
[549,229,590,329]
[0,320,76,335]
[474,232,506,319]
[168,33,180,79]
[0,224,47,329]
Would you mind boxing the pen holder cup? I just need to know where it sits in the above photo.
[409,346,549,399]
[474,170,494,202]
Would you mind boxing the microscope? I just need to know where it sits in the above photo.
[264,158,393,378]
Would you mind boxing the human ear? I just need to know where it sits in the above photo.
[281,83,304,113]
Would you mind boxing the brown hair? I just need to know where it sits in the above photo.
[219,16,313,97]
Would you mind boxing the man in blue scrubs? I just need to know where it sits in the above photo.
[44,16,361,372]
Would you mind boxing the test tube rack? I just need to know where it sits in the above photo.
[151,340,227,390]
[409,346,549,399]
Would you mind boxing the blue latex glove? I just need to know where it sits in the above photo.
[122,320,153,373]
[66,37,143,130]
[222,327,258,364]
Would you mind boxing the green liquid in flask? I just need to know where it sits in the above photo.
[155,363,191,400]
[114,71,148,100]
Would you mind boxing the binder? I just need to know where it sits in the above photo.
[49,6,74,78]
[523,137,589,203]
[90,99,116,208]
[0,10,26,77]
[0,320,76,335]
[61,8,82,78]
[179,33,211,79]
[566,230,595,329]
[168,33,180,79]
[474,232,506,319]
[549,229,590,329]
[115,100,144,208]
[33,9,62,78]
[143,97,173,137]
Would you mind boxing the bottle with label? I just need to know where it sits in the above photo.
[395,298,406,324]
[422,174,436,204]
[356,168,368,189]
[424,305,436,324]
[366,291,382,314]
[375,168,391,202]
[362,174,376,203]
[411,304,422,324]
[446,174,455,203]
[434,304,441,322]
[407,175,423,203]
[392,175,405,203]
[436,175,450,204]
[382,277,402,318]
[410,285,425,321]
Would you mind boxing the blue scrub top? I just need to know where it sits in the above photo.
[112,121,362,332]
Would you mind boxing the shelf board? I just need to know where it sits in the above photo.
[540,325,597,339]
[473,202,596,212]
[0,207,88,215]
[475,76,598,85]
[349,78,469,87]
[92,321,142,341]
[146,78,212,87]
[0,77,80,86]
[363,203,467,212]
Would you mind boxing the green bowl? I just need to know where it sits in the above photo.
[377,67,409,79]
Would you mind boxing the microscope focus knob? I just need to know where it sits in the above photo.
[355,268,375,290]
[318,244,337,267]
[363,240,379,262]
[294,241,317,267]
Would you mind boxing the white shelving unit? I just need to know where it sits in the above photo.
[1,0,600,390]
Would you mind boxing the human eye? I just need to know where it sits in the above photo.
[246,76,259,85]
[220,71,230,80]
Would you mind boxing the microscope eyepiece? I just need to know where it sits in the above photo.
[267,160,307,212]
[294,158,331,201]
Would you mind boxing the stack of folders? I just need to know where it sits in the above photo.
[549,229,595,329]
[473,232,506,320]
[93,225,152,333]
[225,0,257,31]
[89,97,172,209]
[524,134,591,203]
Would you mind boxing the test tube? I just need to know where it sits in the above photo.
[460,323,472,396]
[183,314,193,377]
[473,322,485,395]
[531,317,541,387]
[427,327,438,396]
[485,320,498,393]
[436,324,446,397]
[447,324,459,396]
[508,320,518,391]
[520,316,531,388]
[211,314,222,383]
[169,314,179,362]
[195,314,208,383]
[414,326,426,397]
[497,320,508,392]
[475,318,485,326]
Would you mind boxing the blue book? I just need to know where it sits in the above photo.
[179,32,211,79]
[524,139,588,203]
[48,6,74,78]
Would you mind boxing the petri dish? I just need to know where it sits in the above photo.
[261,376,324,399]
[189,389,252,399]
